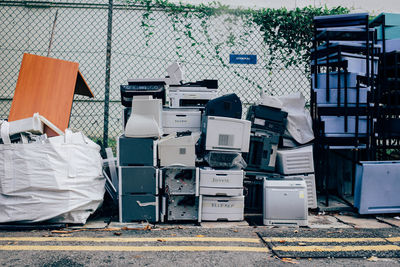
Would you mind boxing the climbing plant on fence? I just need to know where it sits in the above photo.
[121,0,349,72]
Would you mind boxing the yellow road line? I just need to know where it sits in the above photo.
[387,237,400,242]
[0,237,260,243]
[273,245,400,252]
[263,237,388,243]
[0,245,269,252]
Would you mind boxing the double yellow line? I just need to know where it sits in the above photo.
[0,236,268,253]
[262,236,400,253]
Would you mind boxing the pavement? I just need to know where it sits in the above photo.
[1,211,400,266]
[1,196,400,266]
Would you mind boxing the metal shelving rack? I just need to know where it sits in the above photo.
[370,13,400,160]
[311,13,377,206]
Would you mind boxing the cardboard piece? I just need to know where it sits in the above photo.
[8,53,93,136]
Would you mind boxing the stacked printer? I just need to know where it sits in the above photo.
[158,65,217,222]
[197,94,251,222]
[118,63,220,223]
[275,145,317,210]
[117,94,162,223]
[243,104,314,226]
[243,104,287,214]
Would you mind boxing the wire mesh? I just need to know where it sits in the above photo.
[0,1,311,145]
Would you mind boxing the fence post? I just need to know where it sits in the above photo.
[103,0,113,148]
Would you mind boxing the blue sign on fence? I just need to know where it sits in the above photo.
[229,54,257,64]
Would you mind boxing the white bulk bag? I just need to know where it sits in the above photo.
[0,127,105,224]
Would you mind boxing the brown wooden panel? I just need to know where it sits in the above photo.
[8,53,92,136]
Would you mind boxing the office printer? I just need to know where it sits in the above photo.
[168,79,218,108]
[121,62,184,107]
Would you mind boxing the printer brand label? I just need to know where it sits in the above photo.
[212,177,229,183]
[211,203,234,208]
[174,119,188,124]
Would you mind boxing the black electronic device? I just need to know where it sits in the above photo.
[244,133,279,172]
[204,93,242,119]
[246,105,288,134]
[120,82,166,107]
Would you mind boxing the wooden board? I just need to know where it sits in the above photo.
[8,53,93,136]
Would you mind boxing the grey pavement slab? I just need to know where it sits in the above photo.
[68,218,109,229]
[377,216,400,228]
[308,214,352,229]
[334,215,392,228]
[200,221,249,228]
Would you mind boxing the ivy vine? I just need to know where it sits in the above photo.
[119,0,349,91]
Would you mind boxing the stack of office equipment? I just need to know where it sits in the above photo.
[162,108,202,134]
[244,172,280,214]
[276,145,317,209]
[168,79,218,109]
[121,67,170,129]
[244,105,287,172]
[117,63,223,223]
[242,104,287,213]
[244,171,309,226]
[117,96,161,223]
[160,167,200,222]
[197,94,250,222]
[310,13,377,205]
[157,132,200,167]
[162,65,217,140]
[263,176,308,226]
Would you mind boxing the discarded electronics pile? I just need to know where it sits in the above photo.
[112,63,317,226]
[311,12,400,213]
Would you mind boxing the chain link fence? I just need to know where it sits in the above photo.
[0,0,311,146]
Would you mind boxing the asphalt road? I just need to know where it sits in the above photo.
[1,227,400,266]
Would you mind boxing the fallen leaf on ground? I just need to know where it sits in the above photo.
[114,232,122,236]
[157,239,166,242]
[51,230,77,234]
[121,227,145,231]
[281,258,299,264]
[327,230,343,234]
[144,225,152,231]
[51,230,69,234]
[154,227,176,231]
[233,229,238,233]
[101,228,121,232]
[279,240,286,243]
[196,235,205,237]
[367,256,378,262]
[59,234,72,237]
[294,230,299,233]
